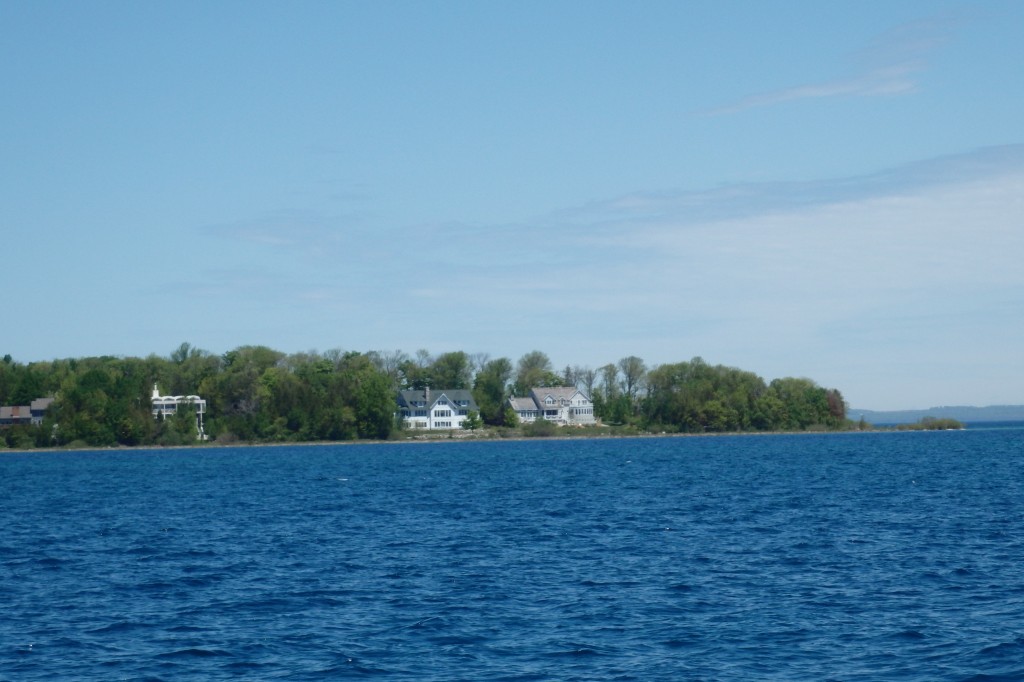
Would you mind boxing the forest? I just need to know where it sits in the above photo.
[0,344,849,449]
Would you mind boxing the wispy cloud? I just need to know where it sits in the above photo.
[552,145,1024,234]
[706,63,920,115]
[409,144,1024,407]
[703,14,957,115]
[180,145,1023,409]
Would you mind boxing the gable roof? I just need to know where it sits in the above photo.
[510,386,592,411]
[531,387,590,403]
[509,397,538,412]
[397,389,478,411]
[30,397,54,413]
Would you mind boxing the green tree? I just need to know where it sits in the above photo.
[462,410,482,430]
[473,357,513,425]
[337,352,394,440]
[210,346,285,440]
[513,351,561,395]
[641,358,768,433]
[10,366,44,405]
[398,349,434,390]
[502,405,520,428]
[617,356,647,405]
[51,359,153,447]
[167,344,221,397]
[367,349,410,393]
[605,394,633,425]
[752,393,786,430]
[767,377,842,430]
[430,351,473,389]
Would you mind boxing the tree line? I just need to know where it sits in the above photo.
[0,345,849,449]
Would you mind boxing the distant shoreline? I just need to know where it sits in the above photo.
[851,406,1024,423]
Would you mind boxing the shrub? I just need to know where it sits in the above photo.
[523,419,558,438]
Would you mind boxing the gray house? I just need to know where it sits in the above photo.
[0,397,54,427]
[509,387,596,426]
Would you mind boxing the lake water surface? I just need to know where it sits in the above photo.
[3,428,1023,680]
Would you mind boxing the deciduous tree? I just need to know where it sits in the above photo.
[430,351,473,389]
[473,358,513,425]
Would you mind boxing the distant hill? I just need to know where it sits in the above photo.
[850,405,1024,424]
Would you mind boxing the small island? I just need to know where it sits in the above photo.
[895,417,965,431]
[1,345,856,450]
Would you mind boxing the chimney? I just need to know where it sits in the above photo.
[424,386,430,403]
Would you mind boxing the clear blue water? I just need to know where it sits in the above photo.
[3,428,1023,681]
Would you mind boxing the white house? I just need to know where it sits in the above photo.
[510,387,596,426]
[151,384,207,439]
[397,387,478,430]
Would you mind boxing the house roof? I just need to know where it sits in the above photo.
[1,397,54,422]
[397,389,478,411]
[31,397,54,412]
[509,397,538,412]
[0,405,30,420]
[532,386,588,403]
[510,386,592,411]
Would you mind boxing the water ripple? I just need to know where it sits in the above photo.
[2,428,1023,680]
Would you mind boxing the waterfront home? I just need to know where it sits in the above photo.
[509,387,596,426]
[0,397,53,427]
[151,384,207,439]
[397,387,478,430]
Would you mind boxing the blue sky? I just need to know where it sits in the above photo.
[2,1,1022,410]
